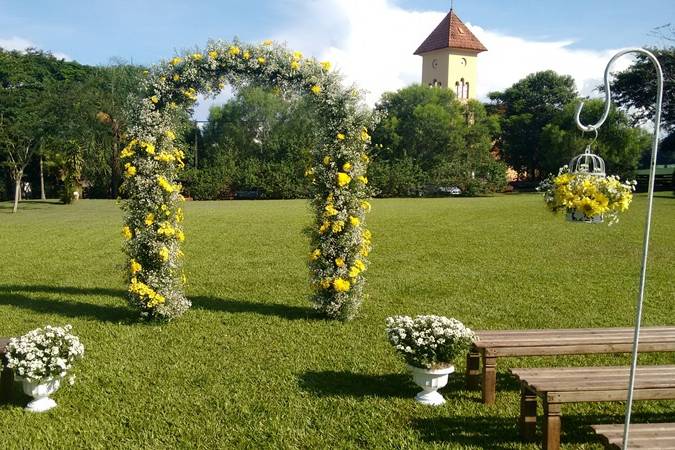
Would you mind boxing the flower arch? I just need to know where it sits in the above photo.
[120,40,373,321]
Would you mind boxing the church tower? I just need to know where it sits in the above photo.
[414,8,487,100]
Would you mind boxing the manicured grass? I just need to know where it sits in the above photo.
[1,194,674,449]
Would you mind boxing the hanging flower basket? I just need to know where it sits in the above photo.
[539,146,636,225]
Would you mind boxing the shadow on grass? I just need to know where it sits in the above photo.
[191,295,319,321]
[0,382,31,410]
[0,284,132,323]
[0,284,316,322]
[299,370,418,398]
[496,371,520,392]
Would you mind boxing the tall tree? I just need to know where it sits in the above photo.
[539,99,651,177]
[610,47,674,132]
[489,70,578,180]
[371,84,505,196]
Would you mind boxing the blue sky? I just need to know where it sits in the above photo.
[1,0,672,119]
[1,0,672,66]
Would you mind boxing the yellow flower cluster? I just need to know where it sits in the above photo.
[157,175,180,193]
[336,172,352,187]
[130,259,142,275]
[124,163,137,178]
[157,221,176,237]
[129,278,166,308]
[183,87,198,101]
[333,278,350,292]
[122,226,133,240]
[543,170,634,223]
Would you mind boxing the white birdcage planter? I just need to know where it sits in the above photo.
[569,145,606,177]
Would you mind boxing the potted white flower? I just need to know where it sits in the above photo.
[6,324,84,412]
[385,315,476,405]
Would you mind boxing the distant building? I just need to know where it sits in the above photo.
[414,8,487,100]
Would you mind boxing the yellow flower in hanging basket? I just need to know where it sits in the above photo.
[540,166,635,225]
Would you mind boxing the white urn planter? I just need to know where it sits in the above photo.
[407,364,455,406]
[18,376,61,412]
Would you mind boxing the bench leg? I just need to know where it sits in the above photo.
[465,350,480,390]
[543,401,561,450]
[519,386,537,441]
[482,355,497,404]
[0,365,12,402]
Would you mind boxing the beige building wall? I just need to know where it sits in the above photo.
[421,48,479,100]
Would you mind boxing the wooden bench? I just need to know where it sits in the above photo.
[0,338,12,402]
[511,365,675,450]
[466,326,675,404]
[592,423,675,449]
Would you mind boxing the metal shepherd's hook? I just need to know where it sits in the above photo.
[576,48,663,450]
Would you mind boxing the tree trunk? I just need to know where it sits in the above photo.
[13,173,21,213]
[40,156,46,200]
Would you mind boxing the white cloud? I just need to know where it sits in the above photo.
[274,0,632,105]
[0,35,71,60]
[194,0,633,119]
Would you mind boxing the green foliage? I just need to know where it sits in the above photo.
[610,47,674,131]
[489,70,578,179]
[540,99,651,177]
[368,157,425,197]
[192,86,316,199]
[371,85,506,196]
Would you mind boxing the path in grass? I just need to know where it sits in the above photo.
[0,195,674,449]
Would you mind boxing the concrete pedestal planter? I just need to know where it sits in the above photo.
[18,376,61,412]
[407,364,455,406]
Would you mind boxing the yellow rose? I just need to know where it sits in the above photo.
[332,278,350,292]
[310,249,321,260]
[336,172,352,187]
[311,85,322,95]
[349,216,360,227]
[342,162,352,172]
[159,246,170,262]
[130,260,142,275]
[170,57,182,65]
[335,257,345,267]
[228,46,241,56]
[122,226,132,240]
[208,50,218,59]
[337,133,345,140]
[150,96,159,104]
[145,213,155,226]
[320,61,331,71]
[257,57,266,64]
[323,156,331,166]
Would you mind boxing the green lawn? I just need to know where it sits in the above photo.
[1,194,674,449]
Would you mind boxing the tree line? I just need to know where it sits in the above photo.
[1,46,673,208]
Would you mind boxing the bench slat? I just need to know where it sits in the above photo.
[488,342,675,356]
[593,423,675,449]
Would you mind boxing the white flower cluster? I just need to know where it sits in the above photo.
[6,325,84,382]
[385,315,476,369]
